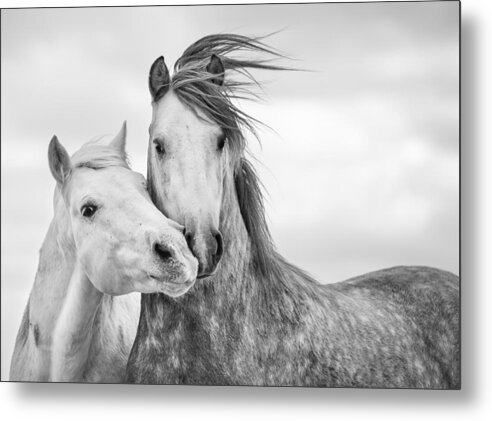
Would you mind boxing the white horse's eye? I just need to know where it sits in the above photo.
[81,205,98,218]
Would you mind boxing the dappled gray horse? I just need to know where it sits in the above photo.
[126,34,459,388]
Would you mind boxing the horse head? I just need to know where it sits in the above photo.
[147,55,228,278]
[48,123,198,297]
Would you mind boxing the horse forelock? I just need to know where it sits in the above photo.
[168,34,291,157]
[71,140,130,172]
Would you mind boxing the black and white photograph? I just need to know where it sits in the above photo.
[1,0,460,390]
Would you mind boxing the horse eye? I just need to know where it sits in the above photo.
[81,205,98,218]
[154,139,165,155]
[217,134,226,151]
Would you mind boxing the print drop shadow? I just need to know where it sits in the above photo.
[11,13,475,408]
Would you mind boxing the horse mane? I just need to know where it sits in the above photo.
[170,33,291,156]
[234,157,276,276]
[71,140,129,171]
[235,158,320,294]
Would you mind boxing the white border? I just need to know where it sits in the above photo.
[2,1,491,420]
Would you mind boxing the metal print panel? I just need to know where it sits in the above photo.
[1,1,460,388]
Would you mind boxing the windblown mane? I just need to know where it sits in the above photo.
[235,157,320,304]
[171,34,318,297]
[170,34,291,156]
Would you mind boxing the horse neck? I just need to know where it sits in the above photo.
[207,160,314,321]
[189,160,289,307]
[50,260,103,382]
[28,191,104,379]
[28,194,77,345]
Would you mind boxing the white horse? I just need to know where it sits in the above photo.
[10,123,198,383]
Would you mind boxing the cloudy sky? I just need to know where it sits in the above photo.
[1,2,459,376]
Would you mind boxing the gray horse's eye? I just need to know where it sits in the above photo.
[217,134,226,152]
[153,138,165,155]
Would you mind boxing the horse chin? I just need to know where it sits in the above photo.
[148,274,196,297]
[158,280,195,298]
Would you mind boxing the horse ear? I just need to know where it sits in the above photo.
[206,54,225,86]
[48,135,72,185]
[149,56,170,101]
[110,121,127,157]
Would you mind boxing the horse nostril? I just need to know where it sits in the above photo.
[214,232,223,259]
[185,231,193,249]
[154,242,173,262]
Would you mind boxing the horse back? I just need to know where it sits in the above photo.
[333,266,460,388]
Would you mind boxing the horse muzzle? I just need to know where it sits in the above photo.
[184,227,223,278]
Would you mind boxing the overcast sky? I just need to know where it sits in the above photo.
[1,2,459,376]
